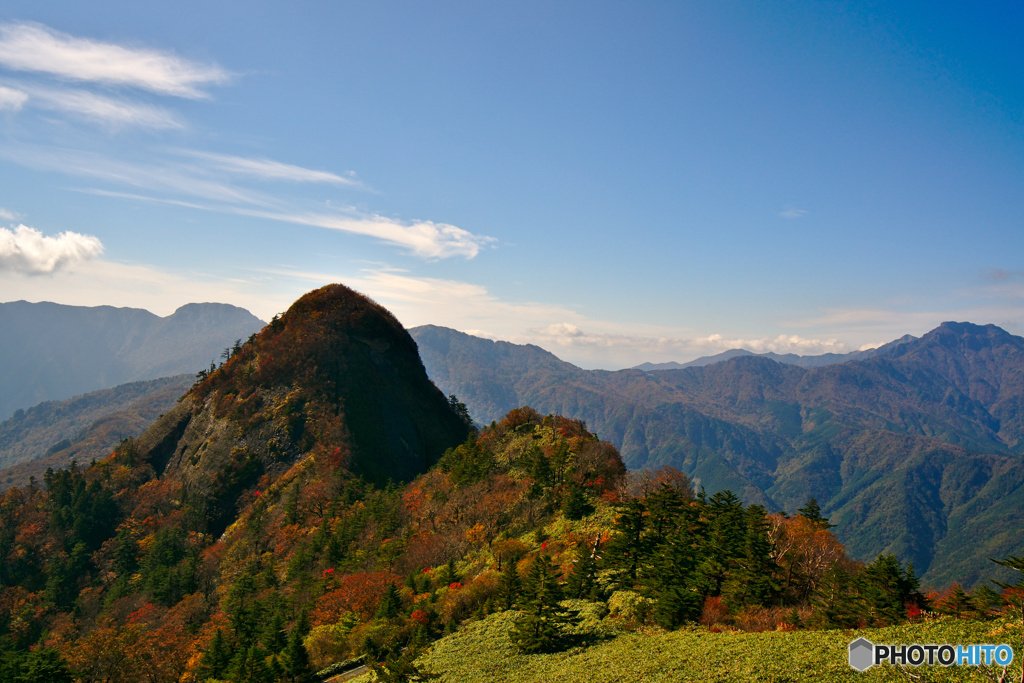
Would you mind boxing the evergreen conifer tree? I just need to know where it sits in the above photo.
[497,560,523,610]
[645,523,702,628]
[562,486,590,521]
[603,499,647,588]
[811,562,858,628]
[283,625,313,683]
[510,555,577,653]
[200,628,233,680]
[376,583,402,620]
[368,647,439,682]
[796,498,835,528]
[938,584,972,619]
[262,610,287,653]
[565,540,600,600]
[721,504,778,608]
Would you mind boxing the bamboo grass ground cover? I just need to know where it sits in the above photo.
[354,610,1023,682]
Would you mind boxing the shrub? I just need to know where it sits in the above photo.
[607,590,654,629]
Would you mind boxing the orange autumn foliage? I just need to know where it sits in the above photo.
[311,571,401,624]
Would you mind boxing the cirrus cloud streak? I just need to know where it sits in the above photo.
[0,22,229,98]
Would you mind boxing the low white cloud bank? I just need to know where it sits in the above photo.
[270,268,854,367]
[0,22,229,98]
[0,84,27,110]
[530,324,849,359]
[0,225,103,274]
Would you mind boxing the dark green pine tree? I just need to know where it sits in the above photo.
[937,584,971,618]
[562,486,591,521]
[603,499,647,588]
[526,446,554,498]
[859,554,921,626]
[262,609,288,654]
[442,558,461,586]
[282,625,313,683]
[112,525,138,578]
[721,504,778,608]
[199,628,234,680]
[228,643,273,683]
[225,564,262,645]
[644,482,692,546]
[645,522,702,629]
[796,498,835,528]
[510,555,578,653]
[970,584,1003,619]
[811,562,859,628]
[5,648,75,683]
[991,554,1024,623]
[692,490,745,597]
[376,583,403,620]
[564,539,600,600]
[497,559,523,610]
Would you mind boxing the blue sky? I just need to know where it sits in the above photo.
[1,1,1022,368]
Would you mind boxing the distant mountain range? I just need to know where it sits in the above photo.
[0,300,265,420]
[411,322,1024,587]
[631,344,898,371]
[0,374,194,490]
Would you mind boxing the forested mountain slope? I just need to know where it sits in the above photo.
[411,322,1024,586]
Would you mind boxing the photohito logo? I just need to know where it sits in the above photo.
[848,638,1015,671]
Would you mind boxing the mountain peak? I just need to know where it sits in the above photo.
[139,284,468,534]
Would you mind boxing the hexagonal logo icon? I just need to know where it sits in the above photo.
[848,637,875,671]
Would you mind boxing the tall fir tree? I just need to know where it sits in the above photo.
[510,555,577,653]
[565,539,601,600]
[603,499,647,588]
[498,559,523,610]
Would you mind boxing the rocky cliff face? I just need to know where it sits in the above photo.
[135,284,469,535]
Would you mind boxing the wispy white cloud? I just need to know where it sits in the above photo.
[3,144,272,206]
[0,224,103,275]
[0,84,27,110]
[779,207,808,219]
[0,22,229,98]
[239,209,493,259]
[0,207,15,220]
[179,151,362,186]
[29,86,183,129]
[71,185,492,260]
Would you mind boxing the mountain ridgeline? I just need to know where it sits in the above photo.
[411,322,1024,587]
[133,284,470,535]
[0,300,265,421]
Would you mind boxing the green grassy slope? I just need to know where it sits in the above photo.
[400,612,1022,683]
